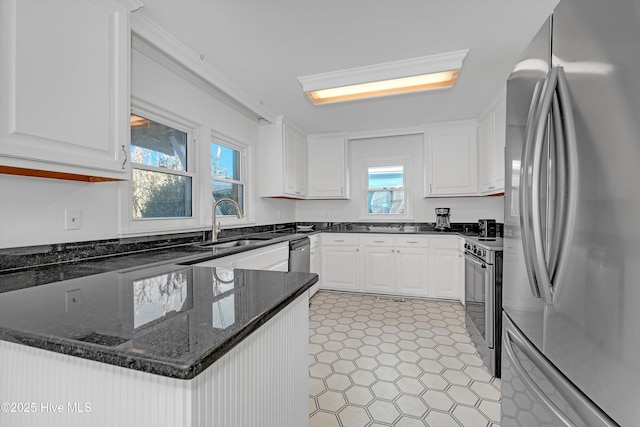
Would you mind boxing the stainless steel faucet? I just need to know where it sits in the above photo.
[212,198,243,241]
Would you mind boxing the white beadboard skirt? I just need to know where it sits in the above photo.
[0,294,309,427]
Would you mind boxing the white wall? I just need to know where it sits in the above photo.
[295,133,504,223]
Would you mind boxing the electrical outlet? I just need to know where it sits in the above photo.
[65,289,82,314]
[65,209,82,230]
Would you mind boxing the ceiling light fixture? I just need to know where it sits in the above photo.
[298,49,469,105]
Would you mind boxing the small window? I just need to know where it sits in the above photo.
[211,141,245,215]
[366,164,406,215]
[130,115,193,219]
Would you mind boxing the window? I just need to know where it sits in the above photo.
[130,114,193,219]
[367,165,405,214]
[363,160,411,219]
[211,141,245,216]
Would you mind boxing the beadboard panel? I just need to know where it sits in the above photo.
[0,294,309,427]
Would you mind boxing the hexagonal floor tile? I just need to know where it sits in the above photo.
[452,405,491,427]
[395,376,424,395]
[332,359,357,375]
[326,373,352,391]
[345,385,375,406]
[317,390,347,412]
[355,356,378,370]
[373,365,401,382]
[309,362,332,379]
[367,400,400,424]
[337,406,371,427]
[424,409,461,427]
[396,394,428,418]
[422,389,455,412]
[442,368,472,386]
[371,381,401,400]
[350,370,376,386]
[447,384,480,406]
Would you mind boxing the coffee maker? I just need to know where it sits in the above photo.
[435,208,451,230]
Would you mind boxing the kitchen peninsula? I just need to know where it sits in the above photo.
[0,260,316,427]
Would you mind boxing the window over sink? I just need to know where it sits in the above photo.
[363,159,412,220]
[211,141,245,215]
[130,114,194,219]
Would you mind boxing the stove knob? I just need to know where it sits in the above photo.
[481,249,486,257]
[473,247,478,254]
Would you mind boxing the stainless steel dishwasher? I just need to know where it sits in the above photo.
[288,237,310,272]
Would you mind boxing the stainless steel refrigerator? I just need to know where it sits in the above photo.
[502,0,640,425]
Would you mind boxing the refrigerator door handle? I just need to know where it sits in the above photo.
[504,317,618,427]
[520,79,545,299]
[530,67,559,304]
[549,66,579,304]
[529,66,579,305]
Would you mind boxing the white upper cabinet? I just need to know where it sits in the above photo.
[0,0,139,179]
[478,91,506,194]
[424,120,478,197]
[307,132,349,199]
[259,116,307,198]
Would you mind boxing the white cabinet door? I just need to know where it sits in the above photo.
[457,237,466,306]
[295,131,307,196]
[478,113,494,192]
[492,99,506,191]
[267,260,289,272]
[259,116,306,198]
[425,121,478,197]
[361,235,429,297]
[479,92,506,194]
[234,243,289,270]
[321,246,361,291]
[430,236,463,300]
[363,247,395,293]
[395,247,430,296]
[307,132,348,199]
[194,243,288,271]
[0,0,134,179]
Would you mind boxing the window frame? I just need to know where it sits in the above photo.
[210,129,252,227]
[361,157,413,221]
[119,101,203,236]
[130,114,194,220]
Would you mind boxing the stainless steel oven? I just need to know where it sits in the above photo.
[464,236,503,377]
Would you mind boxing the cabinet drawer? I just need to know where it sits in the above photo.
[364,235,394,246]
[321,234,360,246]
[395,237,429,248]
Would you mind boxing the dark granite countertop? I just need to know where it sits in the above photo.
[0,262,317,379]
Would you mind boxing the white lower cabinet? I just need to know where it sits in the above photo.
[320,234,361,292]
[363,235,430,297]
[430,236,464,300]
[194,243,289,271]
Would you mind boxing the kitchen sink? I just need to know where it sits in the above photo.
[198,238,268,249]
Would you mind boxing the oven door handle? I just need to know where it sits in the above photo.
[464,252,495,348]
[464,252,486,268]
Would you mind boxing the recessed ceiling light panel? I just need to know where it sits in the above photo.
[298,49,468,104]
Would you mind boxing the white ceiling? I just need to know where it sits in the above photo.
[136,0,558,135]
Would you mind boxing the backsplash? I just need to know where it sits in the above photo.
[1,221,503,273]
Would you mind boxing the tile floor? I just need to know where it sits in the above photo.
[308,291,501,427]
